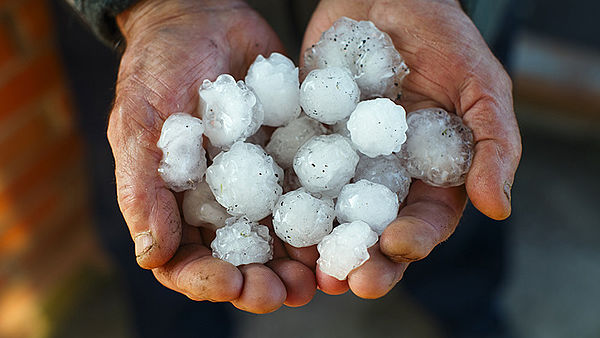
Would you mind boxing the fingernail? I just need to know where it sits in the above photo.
[134,232,154,257]
[503,181,512,203]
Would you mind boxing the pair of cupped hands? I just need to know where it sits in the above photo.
[108,0,521,313]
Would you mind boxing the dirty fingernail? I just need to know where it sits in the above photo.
[134,232,153,257]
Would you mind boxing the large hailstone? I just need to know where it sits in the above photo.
[354,154,411,202]
[299,67,360,125]
[336,180,399,235]
[265,116,328,169]
[347,98,408,157]
[182,181,229,231]
[205,141,283,221]
[272,188,334,248]
[303,17,410,100]
[211,217,273,266]
[157,113,207,192]
[317,220,379,280]
[293,134,359,198]
[400,108,474,187]
[245,53,301,127]
[198,74,264,149]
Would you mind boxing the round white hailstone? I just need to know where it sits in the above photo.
[354,154,411,202]
[331,118,351,139]
[316,220,378,280]
[198,74,264,149]
[211,217,273,266]
[302,17,409,100]
[336,180,399,235]
[400,108,474,187]
[347,98,408,158]
[157,113,207,192]
[245,53,301,127]
[293,134,359,198]
[272,188,334,248]
[205,141,283,221]
[265,116,328,169]
[299,67,360,125]
[182,181,229,231]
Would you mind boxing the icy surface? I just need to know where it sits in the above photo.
[211,217,273,266]
[299,67,360,125]
[266,116,328,169]
[347,98,408,157]
[303,17,409,99]
[317,220,378,280]
[336,180,399,235]
[157,113,207,192]
[205,141,283,221]
[293,134,359,198]
[198,74,264,149]
[354,154,411,202]
[400,108,474,187]
[182,181,228,230]
[273,188,334,247]
[245,53,301,127]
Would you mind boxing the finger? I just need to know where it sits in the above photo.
[284,243,319,270]
[347,245,408,299]
[267,259,316,307]
[152,243,243,302]
[107,97,181,269]
[316,266,349,295]
[231,264,287,314]
[380,181,466,263]
[461,68,522,220]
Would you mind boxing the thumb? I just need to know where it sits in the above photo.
[108,93,182,269]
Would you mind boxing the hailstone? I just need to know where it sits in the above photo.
[205,141,283,221]
[198,74,264,149]
[182,181,229,230]
[400,108,474,187]
[354,154,411,202]
[157,113,207,192]
[211,217,273,266]
[335,180,399,235]
[272,188,334,248]
[293,134,359,198]
[299,67,360,125]
[245,53,301,127]
[317,220,379,280]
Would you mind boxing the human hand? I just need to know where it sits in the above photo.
[301,0,522,297]
[108,0,316,313]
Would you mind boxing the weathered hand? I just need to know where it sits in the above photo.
[108,0,316,313]
[301,0,522,297]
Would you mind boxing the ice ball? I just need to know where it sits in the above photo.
[157,113,207,192]
[205,141,283,221]
[198,74,264,149]
[347,98,408,157]
[354,154,411,202]
[299,67,360,125]
[317,220,378,280]
[335,180,399,235]
[265,115,328,169]
[211,217,273,266]
[182,181,229,231]
[272,188,334,248]
[293,134,359,198]
[245,53,301,127]
[400,108,474,187]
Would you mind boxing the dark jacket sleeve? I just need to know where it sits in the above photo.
[66,0,139,47]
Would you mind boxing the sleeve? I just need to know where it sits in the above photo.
[65,0,140,47]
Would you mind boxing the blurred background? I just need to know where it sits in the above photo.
[0,0,598,337]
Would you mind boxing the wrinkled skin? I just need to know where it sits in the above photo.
[107,0,521,311]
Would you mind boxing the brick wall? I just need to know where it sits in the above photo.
[0,0,108,337]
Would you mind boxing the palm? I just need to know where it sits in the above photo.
[109,2,315,313]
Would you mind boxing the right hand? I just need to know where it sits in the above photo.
[108,0,316,313]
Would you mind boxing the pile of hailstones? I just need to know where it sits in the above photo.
[157,18,474,281]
